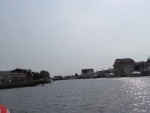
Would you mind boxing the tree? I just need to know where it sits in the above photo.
[40,70,50,78]
[75,73,78,77]
[75,73,79,79]
[32,72,40,80]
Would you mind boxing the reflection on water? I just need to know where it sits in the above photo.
[1,77,150,113]
[121,77,150,113]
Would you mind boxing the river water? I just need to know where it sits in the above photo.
[1,77,150,113]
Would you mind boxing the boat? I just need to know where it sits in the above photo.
[127,71,142,77]
[105,73,115,78]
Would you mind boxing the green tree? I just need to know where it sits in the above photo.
[40,70,50,78]
[75,73,78,78]
[32,72,40,80]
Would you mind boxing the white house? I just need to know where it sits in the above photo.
[0,72,27,83]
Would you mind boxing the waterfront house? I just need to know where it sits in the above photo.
[53,76,63,80]
[93,71,105,78]
[145,57,150,70]
[81,68,94,78]
[0,69,32,83]
[113,58,135,76]
[134,61,147,72]
[147,57,150,67]
[0,71,27,83]
[64,76,74,80]
[143,58,150,75]
[123,65,134,75]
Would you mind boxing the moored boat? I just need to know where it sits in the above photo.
[105,73,115,78]
[127,71,142,77]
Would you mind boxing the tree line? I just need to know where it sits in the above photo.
[32,70,51,80]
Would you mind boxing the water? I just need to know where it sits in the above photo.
[1,77,150,113]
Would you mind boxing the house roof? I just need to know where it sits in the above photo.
[81,68,94,74]
[82,68,94,71]
[114,58,135,65]
[11,68,26,72]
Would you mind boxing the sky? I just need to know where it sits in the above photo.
[0,0,150,76]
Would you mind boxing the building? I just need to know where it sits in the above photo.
[53,76,63,80]
[64,76,75,80]
[142,57,150,75]
[134,61,147,72]
[113,58,135,76]
[123,65,134,75]
[81,68,94,78]
[146,57,150,68]
[0,69,32,83]
[93,71,105,78]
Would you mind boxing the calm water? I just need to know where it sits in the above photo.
[1,77,150,113]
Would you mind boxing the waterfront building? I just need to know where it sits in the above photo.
[94,71,105,78]
[64,76,74,80]
[142,58,150,75]
[81,68,94,78]
[113,58,135,76]
[53,76,63,80]
[146,57,150,68]
[0,69,32,83]
[134,61,147,72]
[0,72,27,83]
[123,65,134,75]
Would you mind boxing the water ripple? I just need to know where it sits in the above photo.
[1,77,150,112]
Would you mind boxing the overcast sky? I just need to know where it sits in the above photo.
[0,0,150,76]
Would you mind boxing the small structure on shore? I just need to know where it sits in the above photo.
[81,68,94,78]
[52,76,63,81]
